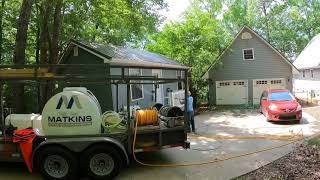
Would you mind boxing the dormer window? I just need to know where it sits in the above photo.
[243,48,254,60]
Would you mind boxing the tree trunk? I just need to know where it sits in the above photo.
[39,0,52,110]
[39,0,51,64]
[262,2,270,41]
[13,0,34,65]
[0,0,5,63]
[13,0,34,113]
[51,0,63,64]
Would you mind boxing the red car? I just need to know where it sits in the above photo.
[260,89,302,122]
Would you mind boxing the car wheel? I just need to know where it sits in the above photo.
[35,146,78,180]
[259,105,263,114]
[81,145,122,180]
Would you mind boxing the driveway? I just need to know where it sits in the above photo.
[194,108,320,137]
[0,107,319,180]
[116,107,320,180]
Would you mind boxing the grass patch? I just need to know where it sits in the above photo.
[308,135,320,146]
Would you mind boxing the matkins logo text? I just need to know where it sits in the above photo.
[48,95,92,127]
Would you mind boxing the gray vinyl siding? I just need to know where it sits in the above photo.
[296,68,320,80]
[60,48,113,112]
[209,28,293,105]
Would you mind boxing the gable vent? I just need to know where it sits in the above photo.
[241,32,252,39]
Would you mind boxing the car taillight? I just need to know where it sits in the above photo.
[268,104,278,111]
[296,104,302,111]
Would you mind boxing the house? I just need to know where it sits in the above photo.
[202,26,299,105]
[58,40,187,112]
[293,34,320,93]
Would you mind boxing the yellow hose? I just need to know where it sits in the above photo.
[132,119,306,167]
[135,110,158,126]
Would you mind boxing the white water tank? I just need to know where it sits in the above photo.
[5,114,41,130]
[41,87,102,136]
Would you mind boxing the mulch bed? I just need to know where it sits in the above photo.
[234,143,320,180]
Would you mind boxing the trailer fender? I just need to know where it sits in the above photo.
[32,137,129,168]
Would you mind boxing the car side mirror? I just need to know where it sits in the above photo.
[261,97,267,101]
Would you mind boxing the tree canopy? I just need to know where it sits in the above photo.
[1,0,167,65]
[147,0,320,102]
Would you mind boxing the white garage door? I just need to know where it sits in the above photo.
[216,80,248,105]
[253,78,286,104]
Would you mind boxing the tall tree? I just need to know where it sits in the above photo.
[147,6,231,102]
[51,0,63,64]
[13,0,34,64]
[0,0,5,62]
[39,0,51,64]
[13,0,35,113]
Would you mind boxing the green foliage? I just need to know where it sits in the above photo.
[61,0,166,46]
[147,6,231,102]
[1,0,166,112]
[1,0,166,65]
[147,0,320,104]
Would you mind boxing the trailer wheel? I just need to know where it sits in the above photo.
[81,145,122,180]
[36,146,78,180]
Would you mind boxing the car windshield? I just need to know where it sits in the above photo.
[269,92,294,101]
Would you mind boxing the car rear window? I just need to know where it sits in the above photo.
[269,92,294,101]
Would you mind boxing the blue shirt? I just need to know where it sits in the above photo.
[187,96,193,112]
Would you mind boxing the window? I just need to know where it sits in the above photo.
[243,48,254,60]
[176,71,184,90]
[311,70,314,78]
[219,82,230,86]
[256,80,267,85]
[269,92,294,101]
[233,81,245,86]
[129,69,144,101]
[271,80,282,84]
[302,70,305,78]
[73,46,78,56]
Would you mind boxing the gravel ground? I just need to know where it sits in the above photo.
[234,143,320,180]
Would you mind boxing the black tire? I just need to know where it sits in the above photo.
[81,145,122,180]
[35,146,78,180]
[259,105,263,114]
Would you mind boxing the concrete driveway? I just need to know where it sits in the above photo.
[0,107,320,180]
[115,107,320,180]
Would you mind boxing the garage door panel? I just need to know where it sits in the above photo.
[253,78,286,104]
[216,80,248,105]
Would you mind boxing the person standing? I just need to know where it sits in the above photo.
[187,91,195,133]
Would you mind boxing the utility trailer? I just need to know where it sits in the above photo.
[0,64,190,180]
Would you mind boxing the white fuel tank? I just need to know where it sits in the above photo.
[5,113,41,130]
[41,87,102,136]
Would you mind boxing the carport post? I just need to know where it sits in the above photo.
[154,83,157,103]
[116,83,119,112]
[126,79,132,153]
[184,69,188,133]
[0,83,4,139]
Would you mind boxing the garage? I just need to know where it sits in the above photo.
[216,80,248,105]
[253,78,286,104]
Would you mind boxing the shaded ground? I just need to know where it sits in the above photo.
[234,143,320,180]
